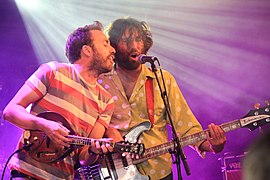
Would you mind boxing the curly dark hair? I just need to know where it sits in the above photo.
[107,17,153,54]
[65,21,103,63]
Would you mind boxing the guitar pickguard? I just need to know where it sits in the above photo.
[124,121,151,143]
[76,121,152,180]
[98,153,149,180]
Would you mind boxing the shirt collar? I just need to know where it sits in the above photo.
[101,64,156,79]
[141,64,155,79]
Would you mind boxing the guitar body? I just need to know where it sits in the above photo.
[24,112,77,163]
[24,112,145,164]
[75,121,151,180]
[98,153,149,180]
[75,154,148,180]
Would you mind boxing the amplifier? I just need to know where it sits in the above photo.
[219,152,246,180]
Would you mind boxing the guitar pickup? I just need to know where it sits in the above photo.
[121,153,129,169]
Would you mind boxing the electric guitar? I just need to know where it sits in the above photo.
[23,112,145,163]
[75,104,270,180]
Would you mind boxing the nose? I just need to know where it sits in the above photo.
[110,45,116,54]
[129,39,143,50]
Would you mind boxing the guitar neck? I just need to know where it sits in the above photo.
[66,136,144,155]
[67,135,95,146]
[181,119,241,147]
[67,136,116,147]
[133,119,241,164]
[132,141,175,164]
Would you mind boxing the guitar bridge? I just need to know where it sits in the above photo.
[37,152,57,158]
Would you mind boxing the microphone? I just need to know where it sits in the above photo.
[138,54,158,64]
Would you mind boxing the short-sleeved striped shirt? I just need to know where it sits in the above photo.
[9,61,114,179]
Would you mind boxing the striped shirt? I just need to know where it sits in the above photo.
[9,61,114,179]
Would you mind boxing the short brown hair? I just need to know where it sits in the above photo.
[65,21,103,63]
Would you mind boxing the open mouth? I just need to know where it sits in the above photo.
[108,55,115,63]
[130,53,138,59]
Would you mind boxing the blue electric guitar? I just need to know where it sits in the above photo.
[75,104,270,180]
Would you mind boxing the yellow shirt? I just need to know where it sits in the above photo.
[98,65,203,179]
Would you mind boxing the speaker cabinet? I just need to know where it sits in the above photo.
[220,152,246,180]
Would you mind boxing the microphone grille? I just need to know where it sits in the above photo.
[138,54,146,63]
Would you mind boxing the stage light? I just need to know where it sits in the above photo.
[14,0,270,110]
[15,0,40,10]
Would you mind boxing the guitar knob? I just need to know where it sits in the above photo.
[254,103,260,109]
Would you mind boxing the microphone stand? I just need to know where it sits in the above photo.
[149,59,190,180]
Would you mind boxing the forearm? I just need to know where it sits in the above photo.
[3,103,44,130]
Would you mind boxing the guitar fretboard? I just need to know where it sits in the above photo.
[181,119,241,147]
[68,135,93,145]
[66,136,144,155]
[133,119,241,164]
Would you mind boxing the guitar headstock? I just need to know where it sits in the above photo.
[241,101,270,131]
[114,141,145,155]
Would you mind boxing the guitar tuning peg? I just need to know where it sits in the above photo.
[265,100,270,106]
[254,103,260,109]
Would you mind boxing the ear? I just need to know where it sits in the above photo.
[82,45,92,57]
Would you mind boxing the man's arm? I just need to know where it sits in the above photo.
[3,84,71,148]
[4,83,114,165]
[79,122,115,166]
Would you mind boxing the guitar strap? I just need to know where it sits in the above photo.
[145,77,154,126]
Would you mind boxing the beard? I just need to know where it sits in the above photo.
[90,49,112,75]
[115,51,140,70]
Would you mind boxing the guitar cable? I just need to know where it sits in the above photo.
[1,143,33,180]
